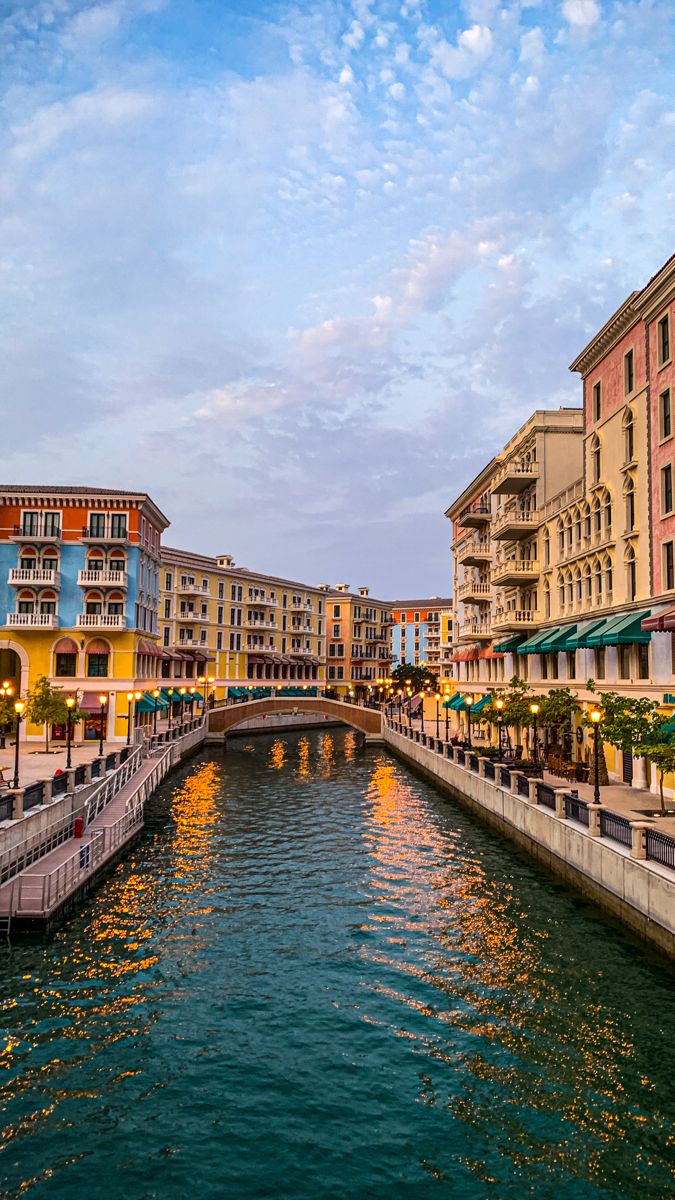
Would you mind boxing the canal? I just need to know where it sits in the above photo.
[0,729,674,1199]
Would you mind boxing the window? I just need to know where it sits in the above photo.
[217,605,223,624]
[543,532,550,566]
[88,512,106,538]
[625,478,635,532]
[332,623,341,637]
[163,598,171,618]
[108,602,123,617]
[664,541,675,591]
[658,314,671,366]
[594,647,605,679]
[55,653,76,676]
[216,632,223,650]
[87,653,109,677]
[624,411,634,463]
[218,581,224,599]
[592,381,601,422]
[590,436,601,484]
[660,389,672,441]
[567,651,576,680]
[110,513,127,539]
[627,549,637,601]
[202,578,209,590]
[637,643,650,680]
[165,572,172,590]
[624,349,635,394]
[21,512,39,536]
[333,604,341,618]
[619,645,631,680]
[43,512,61,537]
[662,464,673,515]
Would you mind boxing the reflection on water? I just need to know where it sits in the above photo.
[0,729,673,1200]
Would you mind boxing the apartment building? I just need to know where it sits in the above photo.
[390,598,454,680]
[160,548,326,692]
[322,584,392,699]
[0,486,168,742]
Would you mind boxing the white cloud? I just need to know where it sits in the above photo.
[520,27,545,66]
[388,81,406,100]
[562,0,601,27]
[342,19,364,49]
[431,23,494,79]
[339,64,354,85]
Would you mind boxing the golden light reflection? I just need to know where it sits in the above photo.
[343,730,356,761]
[268,738,286,770]
[319,732,336,778]
[296,736,311,778]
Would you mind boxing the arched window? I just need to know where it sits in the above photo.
[582,502,591,542]
[594,559,603,599]
[558,573,565,611]
[575,568,582,605]
[626,545,637,602]
[604,555,613,600]
[584,563,592,602]
[567,570,574,606]
[53,636,78,677]
[574,507,582,544]
[557,519,565,556]
[17,589,35,614]
[84,590,103,615]
[623,407,635,464]
[39,589,57,615]
[593,497,602,538]
[543,529,550,567]
[624,475,636,533]
[42,549,59,574]
[18,547,38,573]
[565,514,573,549]
[604,493,612,535]
[590,434,601,484]
[544,582,551,618]
[86,638,111,679]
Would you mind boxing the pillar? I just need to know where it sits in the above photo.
[631,755,648,789]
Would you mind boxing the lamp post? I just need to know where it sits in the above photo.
[530,703,540,771]
[133,690,142,740]
[65,696,76,769]
[495,697,504,757]
[435,692,441,738]
[126,691,134,745]
[98,694,107,756]
[464,695,474,749]
[13,701,24,790]
[167,688,174,729]
[179,686,186,727]
[444,691,450,741]
[0,682,14,750]
[152,688,160,735]
[419,693,425,733]
[590,708,602,805]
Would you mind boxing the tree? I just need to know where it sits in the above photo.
[583,687,662,793]
[25,676,78,753]
[538,687,580,756]
[0,694,17,749]
[390,663,439,694]
[634,741,675,814]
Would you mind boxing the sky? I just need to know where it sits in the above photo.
[2,0,675,597]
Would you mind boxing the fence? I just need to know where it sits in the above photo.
[536,783,556,810]
[22,782,44,811]
[84,746,143,825]
[11,831,106,915]
[564,792,589,826]
[0,810,77,886]
[645,828,675,871]
[599,809,632,848]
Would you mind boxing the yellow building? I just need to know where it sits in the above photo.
[322,584,393,700]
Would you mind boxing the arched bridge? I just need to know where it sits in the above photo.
[208,697,383,739]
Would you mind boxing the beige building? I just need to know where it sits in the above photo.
[322,584,392,699]
[160,548,326,694]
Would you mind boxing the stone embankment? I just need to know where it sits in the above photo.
[383,719,675,958]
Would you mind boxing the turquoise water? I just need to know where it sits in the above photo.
[0,729,674,1199]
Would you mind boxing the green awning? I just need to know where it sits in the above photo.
[452,692,473,710]
[185,690,204,702]
[537,624,578,653]
[470,694,493,715]
[600,609,652,646]
[136,691,168,713]
[493,635,526,653]
[566,618,610,649]
[443,691,463,709]
[516,628,549,654]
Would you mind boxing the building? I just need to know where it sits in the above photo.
[389,598,454,680]
[322,584,392,700]
[0,486,169,743]
[160,548,326,694]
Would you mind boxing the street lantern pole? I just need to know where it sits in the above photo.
[590,709,602,805]
[13,701,25,790]
[126,691,134,745]
[98,694,107,757]
[152,688,160,734]
[435,692,440,738]
[530,703,540,771]
[65,696,76,769]
[464,695,473,749]
[495,698,504,756]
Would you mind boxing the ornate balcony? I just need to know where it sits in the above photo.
[80,526,129,544]
[176,610,211,624]
[176,637,208,649]
[491,459,539,495]
[178,582,210,596]
[492,607,541,633]
[458,502,492,529]
[77,569,127,588]
[75,613,127,629]
[458,580,492,604]
[457,538,491,567]
[8,567,60,587]
[492,558,540,587]
[6,612,58,628]
[458,618,492,641]
[492,508,540,541]
[11,522,61,543]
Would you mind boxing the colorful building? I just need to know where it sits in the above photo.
[0,486,168,743]
[389,599,454,681]
[323,585,392,700]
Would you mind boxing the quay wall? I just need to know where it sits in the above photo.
[383,724,675,959]
[206,712,342,740]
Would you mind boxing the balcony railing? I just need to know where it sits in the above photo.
[458,619,492,640]
[492,508,540,541]
[176,611,211,623]
[178,583,210,596]
[458,580,491,602]
[491,459,539,495]
[177,637,209,649]
[8,568,60,586]
[11,522,61,541]
[492,607,540,632]
[492,558,540,586]
[80,526,129,542]
[75,613,127,628]
[458,502,492,528]
[77,569,128,588]
[7,612,59,628]
[457,538,491,566]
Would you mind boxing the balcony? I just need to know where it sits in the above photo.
[492,607,540,633]
[247,619,277,630]
[80,526,129,544]
[9,567,60,587]
[458,619,492,641]
[458,580,491,604]
[491,459,539,495]
[178,582,210,597]
[177,637,209,649]
[6,612,58,628]
[77,569,128,588]
[248,596,277,608]
[176,610,211,624]
[76,613,127,628]
[458,502,492,529]
[492,558,540,587]
[11,522,61,542]
[492,508,540,541]
[457,537,491,567]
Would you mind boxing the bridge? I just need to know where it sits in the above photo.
[207,697,384,739]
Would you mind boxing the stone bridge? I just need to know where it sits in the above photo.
[208,697,383,740]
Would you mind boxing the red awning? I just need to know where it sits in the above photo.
[479,647,505,659]
[78,692,108,712]
[641,607,675,632]
[451,648,480,662]
[139,640,164,658]
[54,636,78,654]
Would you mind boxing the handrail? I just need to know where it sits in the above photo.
[84,744,143,825]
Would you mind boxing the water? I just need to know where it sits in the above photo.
[0,729,674,1200]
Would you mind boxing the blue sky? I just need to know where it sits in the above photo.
[2,0,675,595]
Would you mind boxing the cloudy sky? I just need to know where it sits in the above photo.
[2,0,674,596]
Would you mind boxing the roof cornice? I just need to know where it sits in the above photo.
[569,293,641,377]
[633,254,675,322]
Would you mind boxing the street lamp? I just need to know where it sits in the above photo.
[530,703,540,771]
[133,690,142,740]
[444,690,450,741]
[464,694,474,749]
[65,696,76,769]
[152,688,160,735]
[12,701,25,789]
[167,688,174,729]
[126,691,134,745]
[590,709,602,805]
[435,692,441,738]
[495,697,504,756]
[0,682,14,750]
[98,694,107,756]
[419,692,425,733]
[179,686,186,725]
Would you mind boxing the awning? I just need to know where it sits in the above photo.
[564,617,608,649]
[643,607,675,632]
[516,629,550,654]
[493,634,526,653]
[78,692,108,712]
[536,624,577,653]
[442,691,463,709]
[600,609,651,646]
[470,694,493,715]
[479,646,504,659]
[138,639,164,658]
[451,647,481,662]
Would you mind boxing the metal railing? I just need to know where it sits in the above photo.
[645,829,675,871]
[599,810,631,847]
[517,774,530,798]
[484,761,495,781]
[0,810,76,885]
[564,792,589,826]
[23,782,45,811]
[500,768,511,789]
[85,745,143,824]
[11,831,106,914]
[537,782,556,810]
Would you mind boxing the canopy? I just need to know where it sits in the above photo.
[451,647,480,662]
[136,691,169,713]
[493,634,526,653]
[470,694,493,715]
[536,624,578,653]
[565,617,609,649]
[78,692,107,712]
[600,609,651,646]
[442,691,463,709]
[643,607,675,632]
[516,628,550,654]
[479,646,504,659]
